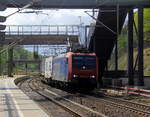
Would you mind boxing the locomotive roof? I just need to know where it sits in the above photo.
[67,52,96,55]
[45,52,96,60]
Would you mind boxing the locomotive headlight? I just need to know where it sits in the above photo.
[90,75,95,78]
[73,74,78,78]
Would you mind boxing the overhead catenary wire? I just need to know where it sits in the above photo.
[85,11,117,34]
[6,2,34,18]
[0,39,23,54]
[6,0,43,18]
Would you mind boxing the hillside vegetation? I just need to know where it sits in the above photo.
[109,8,150,75]
[0,46,40,75]
[134,8,150,41]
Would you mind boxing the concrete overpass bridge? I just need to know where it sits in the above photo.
[1,25,79,45]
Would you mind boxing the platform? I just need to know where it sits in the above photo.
[0,76,49,117]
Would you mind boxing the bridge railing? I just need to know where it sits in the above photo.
[5,25,80,36]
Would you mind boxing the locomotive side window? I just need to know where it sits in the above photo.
[72,56,96,69]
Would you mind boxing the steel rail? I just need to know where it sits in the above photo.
[44,89,108,117]
[79,92,150,116]
[28,78,108,117]
[40,86,150,117]
[17,77,150,117]
[27,78,85,117]
[37,91,84,117]
[102,95,150,114]
[100,98,150,116]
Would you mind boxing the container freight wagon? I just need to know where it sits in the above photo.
[40,58,46,76]
[44,56,53,78]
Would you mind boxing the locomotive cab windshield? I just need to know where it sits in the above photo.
[72,56,96,70]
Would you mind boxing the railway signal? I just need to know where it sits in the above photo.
[0,5,6,75]
[0,4,7,40]
[0,16,6,41]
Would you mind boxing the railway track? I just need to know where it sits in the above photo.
[17,77,80,117]
[18,77,107,117]
[97,97,150,117]
[31,77,150,117]
[65,92,150,117]
[28,79,84,117]
[102,95,150,112]
[16,76,150,117]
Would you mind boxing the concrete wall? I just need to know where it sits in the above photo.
[144,77,150,88]
[103,77,150,88]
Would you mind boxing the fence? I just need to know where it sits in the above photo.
[5,25,80,36]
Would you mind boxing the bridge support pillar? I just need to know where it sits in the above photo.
[33,45,39,59]
[127,9,134,86]
[137,7,144,86]
[25,63,28,75]
[8,47,13,77]
[115,4,119,72]
[97,58,107,88]
[85,26,88,48]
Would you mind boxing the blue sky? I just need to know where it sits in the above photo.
[0,8,94,25]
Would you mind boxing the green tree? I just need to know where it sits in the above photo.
[134,8,150,41]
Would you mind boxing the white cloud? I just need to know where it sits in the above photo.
[0,8,94,25]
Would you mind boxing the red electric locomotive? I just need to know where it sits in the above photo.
[51,52,98,88]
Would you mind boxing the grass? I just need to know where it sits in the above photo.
[114,47,150,75]
[138,98,150,102]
